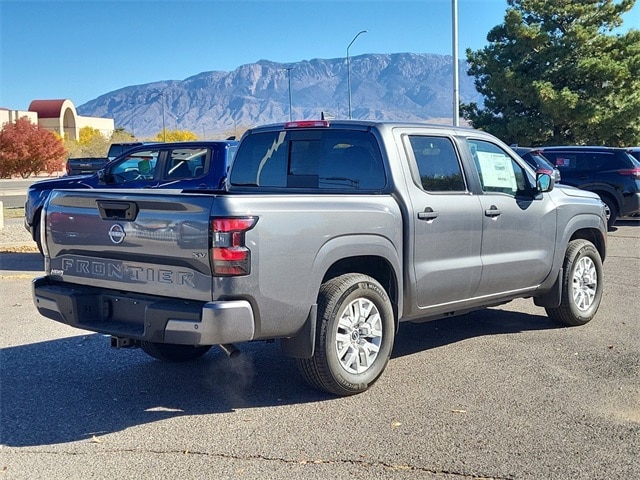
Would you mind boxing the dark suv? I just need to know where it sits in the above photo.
[512,147,561,183]
[536,146,640,229]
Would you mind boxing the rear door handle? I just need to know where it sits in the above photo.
[418,207,439,221]
[485,205,502,217]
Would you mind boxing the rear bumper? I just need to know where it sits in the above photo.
[32,277,255,345]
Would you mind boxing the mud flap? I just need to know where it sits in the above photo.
[533,268,563,308]
[281,304,317,359]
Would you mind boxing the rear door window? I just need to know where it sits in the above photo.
[163,148,210,180]
[407,135,466,192]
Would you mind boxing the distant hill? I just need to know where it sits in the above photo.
[77,53,482,139]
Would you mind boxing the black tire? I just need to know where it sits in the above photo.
[140,342,212,362]
[545,239,603,326]
[599,194,618,230]
[297,273,395,396]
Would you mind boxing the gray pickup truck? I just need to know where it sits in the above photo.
[33,120,607,396]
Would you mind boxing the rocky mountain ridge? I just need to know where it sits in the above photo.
[77,53,482,139]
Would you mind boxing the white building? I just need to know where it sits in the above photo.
[0,99,114,141]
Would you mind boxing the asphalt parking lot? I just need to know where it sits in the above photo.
[0,220,638,480]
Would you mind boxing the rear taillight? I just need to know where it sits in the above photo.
[618,167,640,179]
[211,217,257,276]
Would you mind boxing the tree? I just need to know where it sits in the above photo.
[153,129,199,142]
[0,117,67,178]
[461,0,640,146]
[111,127,136,143]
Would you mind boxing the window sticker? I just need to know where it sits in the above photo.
[477,152,517,191]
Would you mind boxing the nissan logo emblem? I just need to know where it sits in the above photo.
[108,224,126,244]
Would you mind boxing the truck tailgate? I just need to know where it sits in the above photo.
[44,189,216,302]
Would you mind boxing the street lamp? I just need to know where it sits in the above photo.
[160,92,166,142]
[129,101,136,139]
[284,66,293,121]
[347,29,367,119]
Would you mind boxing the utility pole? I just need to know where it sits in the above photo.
[284,67,293,121]
[452,0,460,126]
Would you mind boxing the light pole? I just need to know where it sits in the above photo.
[347,29,367,119]
[452,0,460,126]
[160,91,166,142]
[129,101,136,139]
[284,66,293,121]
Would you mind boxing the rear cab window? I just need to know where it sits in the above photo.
[406,135,466,192]
[230,129,386,190]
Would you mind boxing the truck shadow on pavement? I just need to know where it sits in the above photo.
[1,308,560,447]
[392,307,560,358]
[0,251,44,273]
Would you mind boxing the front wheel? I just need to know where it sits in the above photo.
[297,274,395,396]
[140,342,212,362]
[545,239,603,326]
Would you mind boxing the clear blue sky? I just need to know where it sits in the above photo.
[1,0,638,110]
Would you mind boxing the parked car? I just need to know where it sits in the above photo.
[536,146,640,229]
[512,146,561,183]
[25,140,239,252]
[627,147,640,162]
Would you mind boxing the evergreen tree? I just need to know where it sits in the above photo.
[462,0,640,146]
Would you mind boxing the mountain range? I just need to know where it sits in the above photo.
[77,53,483,139]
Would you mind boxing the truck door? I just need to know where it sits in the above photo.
[467,139,557,295]
[401,133,483,311]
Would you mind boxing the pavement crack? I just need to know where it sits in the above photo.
[6,448,513,479]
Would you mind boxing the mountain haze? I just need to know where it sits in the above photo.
[77,53,482,139]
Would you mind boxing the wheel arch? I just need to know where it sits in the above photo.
[316,236,402,327]
[282,236,401,360]
[322,254,399,325]
[570,227,607,263]
[588,185,622,210]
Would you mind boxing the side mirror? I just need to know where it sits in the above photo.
[97,169,106,183]
[536,172,554,193]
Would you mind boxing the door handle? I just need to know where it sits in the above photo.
[485,205,502,217]
[418,207,439,221]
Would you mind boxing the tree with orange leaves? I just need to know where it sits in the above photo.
[0,116,67,178]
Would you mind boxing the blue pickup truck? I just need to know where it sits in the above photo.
[25,140,238,252]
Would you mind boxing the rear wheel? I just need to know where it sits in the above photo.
[140,342,212,362]
[599,194,618,230]
[297,273,395,396]
[545,239,603,326]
